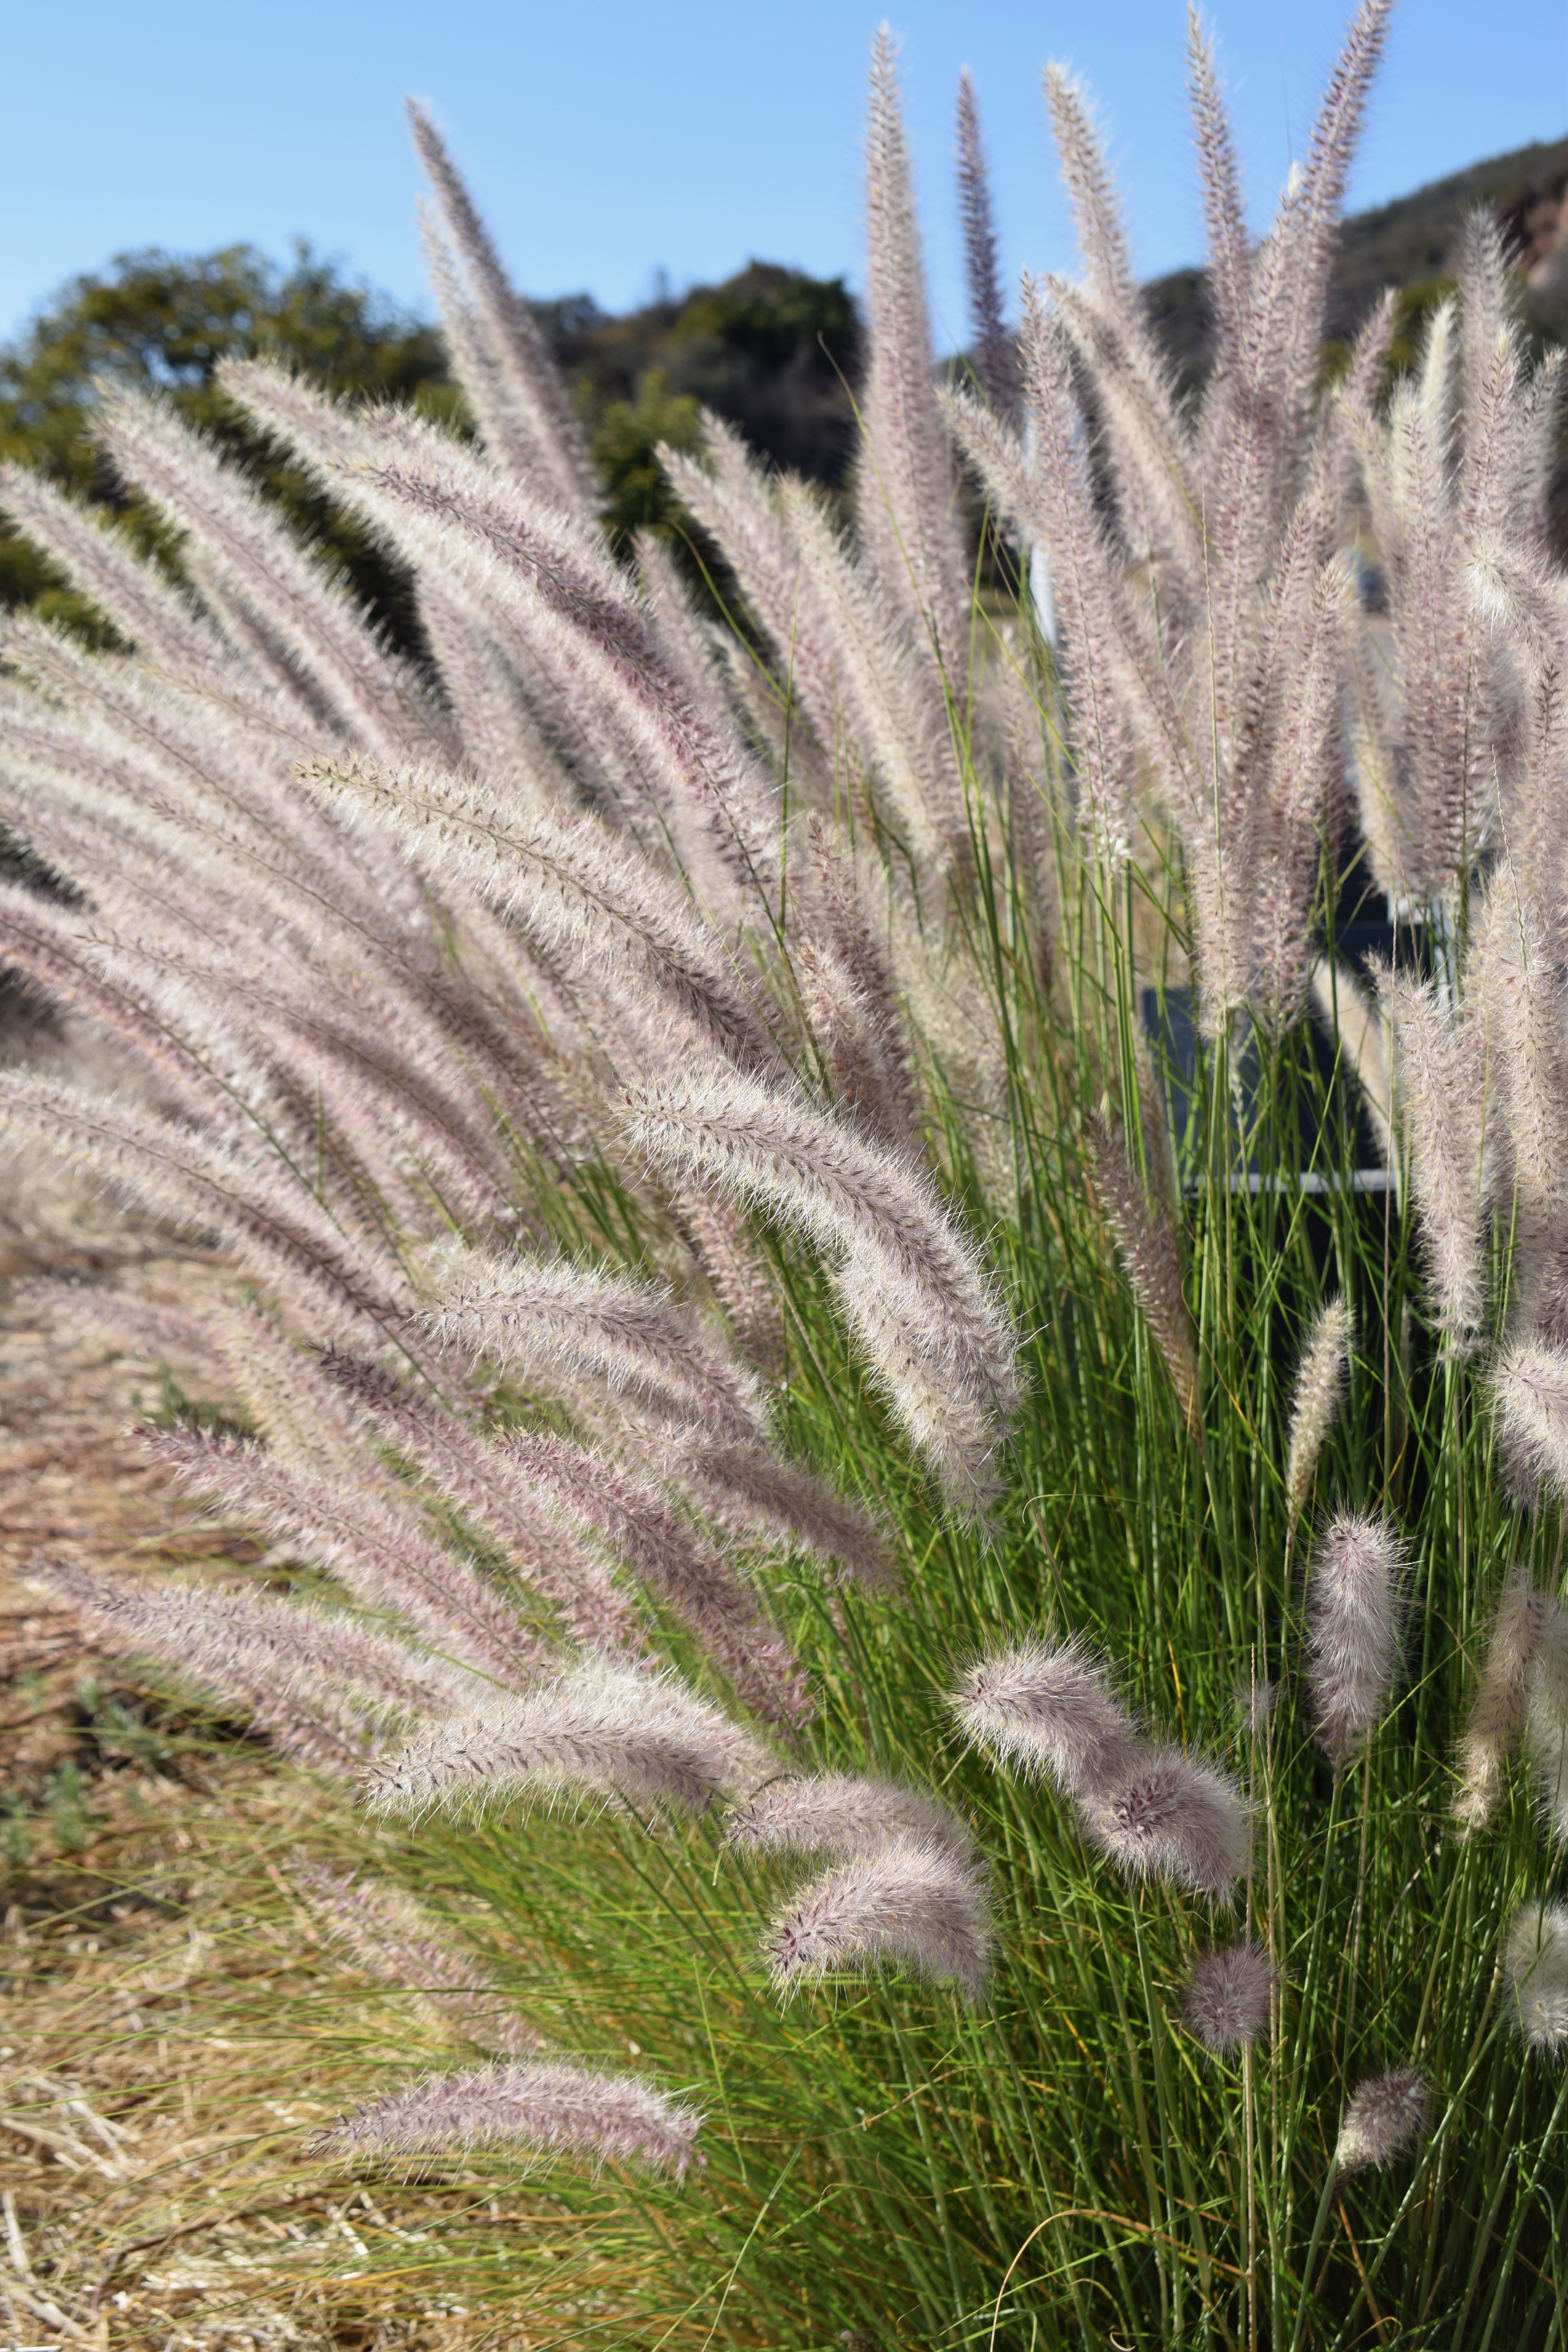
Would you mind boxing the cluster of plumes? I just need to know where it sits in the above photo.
[950,1637,1249,1900]
[1303,1513,1405,1767]
[727,1772,989,2000]
[945,2,1397,1031]
[1334,2067,1433,2172]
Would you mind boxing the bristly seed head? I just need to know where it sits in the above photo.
[1502,1904,1568,2057]
[1305,1512,1405,1767]
[1183,1940,1277,2055]
[1079,1745,1250,1900]
[949,1636,1141,1797]
[1335,2067,1432,2172]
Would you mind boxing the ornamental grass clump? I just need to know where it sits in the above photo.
[10,1,1568,2341]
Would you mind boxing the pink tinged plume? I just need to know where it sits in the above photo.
[316,2059,701,2180]
[1284,1297,1352,1521]
[1304,1514,1405,1767]
[950,1637,1143,1797]
[1523,1601,1568,1840]
[1502,1904,1568,2057]
[955,71,1015,418]
[1334,2067,1432,2172]
[289,1857,540,2060]
[363,1661,774,1822]
[408,109,596,516]
[623,1065,1019,1516]
[1454,1570,1551,1831]
[1086,1108,1202,1443]
[767,1834,991,2002]
[1078,1748,1250,1901]
[421,1250,767,1441]
[1382,967,1491,1349]
[858,30,970,679]
[1183,1940,1278,2056]
[502,1428,811,1733]
[1489,1345,1568,1503]
[727,1772,975,1865]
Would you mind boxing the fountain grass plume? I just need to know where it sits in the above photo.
[1184,1940,1277,2055]
[1305,1512,1406,1766]
[1285,1297,1352,1520]
[1503,1904,1568,2057]
[767,1833,991,2002]
[318,2058,702,2179]
[1335,2067,1433,2172]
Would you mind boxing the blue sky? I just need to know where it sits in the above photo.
[3,0,1565,350]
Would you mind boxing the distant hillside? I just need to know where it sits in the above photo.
[1145,129,1568,385]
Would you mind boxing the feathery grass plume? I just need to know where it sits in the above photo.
[767,1833,990,2001]
[1488,1342,1568,1501]
[94,388,447,764]
[421,1251,766,1439]
[1079,1747,1250,1900]
[950,1637,1142,1796]
[1524,1602,1568,1838]
[659,410,846,767]
[1311,958,1396,1173]
[314,1350,639,1655]
[503,1428,810,1731]
[1455,1568,1552,1830]
[1382,967,1491,1346]
[1305,1513,1405,1766]
[648,1435,898,1594]
[624,1064,1019,1512]
[946,294,1140,871]
[671,1184,789,1380]
[289,1858,540,2058]
[1477,857,1568,1316]
[955,70,1015,417]
[776,475,969,873]
[148,1426,554,1690]
[1334,2067,1432,2173]
[407,103,597,516]
[318,2059,701,2178]
[0,1073,410,1350]
[1284,1297,1352,1519]
[727,1773,974,1863]
[0,463,238,687]
[45,1562,464,1778]
[1085,1107,1202,1442]
[1502,1904,1568,2057]
[799,811,922,1154]
[859,29,970,677]
[228,367,782,906]
[363,1661,773,1821]
[296,750,779,1076]
[1183,1940,1277,2056]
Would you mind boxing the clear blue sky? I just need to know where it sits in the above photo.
[2,0,1565,350]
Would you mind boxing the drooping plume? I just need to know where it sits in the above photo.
[1490,1343,1568,1503]
[364,1662,774,1821]
[318,2059,701,2178]
[1304,1513,1405,1766]
[950,1636,1141,1797]
[727,1772,974,1864]
[1335,2067,1432,2172]
[768,1833,990,2001]
[1078,1747,1249,1900]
